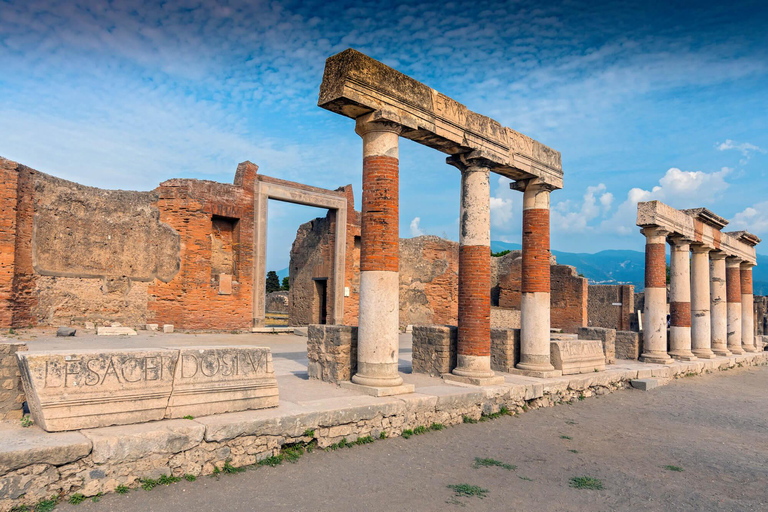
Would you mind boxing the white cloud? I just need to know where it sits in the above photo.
[731,201,768,235]
[409,217,425,237]
[716,139,765,156]
[600,167,732,235]
[489,176,515,230]
[551,183,613,233]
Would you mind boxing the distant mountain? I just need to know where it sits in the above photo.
[276,267,289,280]
[490,240,768,295]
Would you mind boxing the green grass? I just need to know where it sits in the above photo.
[480,406,512,421]
[116,484,130,494]
[91,492,104,503]
[472,457,516,470]
[303,429,315,437]
[565,420,577,425]
[184,474,196,482]
[462,415,477,424]
[141,478,159,490]
[222,460,246,474]
[447,484,489,499]
[68,493,86,505]
[518,476,533,481]
[568,449,579,453]
[429,422,445,431]
[413,425,428,435]
[258,455,284,467]
[663,465,684,472]
[20,415,33,428]
[569,476,604,490]
[402,429,414,439]
[578,393,585,401]
[182,415,194,420]
[560,435,572,440]
[379,431,387,439]
[10,497,58,512]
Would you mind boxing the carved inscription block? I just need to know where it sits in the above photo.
[166,347,279,419]
[18,349,178,432]
[17,346,280,432]
[550,340,606,375]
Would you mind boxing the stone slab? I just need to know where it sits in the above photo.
[550,340,606,375]
[56,327,76,337]
[96,327,137,336]
[442,373,506,387]
[630,378,660,391]
[17,348,178,432]
[83,419,205,464]
[0,424,92,473]
[166,346,279,418]
[338,381,415,397]
[507,368,564,378]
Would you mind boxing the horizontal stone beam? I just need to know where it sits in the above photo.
[637,200,757,264]
[318,49,563,189]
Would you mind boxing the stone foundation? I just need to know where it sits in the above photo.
[616,331,642,360]
[411,325,456,377]
[490,328,520,372]
[0,341,27,421]
[578,327,616,364]
[307,325,357,383]
[2,352,766,512]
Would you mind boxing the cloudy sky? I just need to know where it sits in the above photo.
[1,0,766,270]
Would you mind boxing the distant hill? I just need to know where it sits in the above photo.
[490,241,768,295]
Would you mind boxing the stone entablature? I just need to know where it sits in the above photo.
[17,347,278,432]
[318,49,563,190]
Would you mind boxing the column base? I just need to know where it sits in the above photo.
[712,347,732,357]
[742,345,757,353]
[442,373,505,387]
[340,381,415,397]
[669,350,698,361]
[691,349,716,359]
[729,346,745,355]
[351,371,403,388]
[639,351,674,364]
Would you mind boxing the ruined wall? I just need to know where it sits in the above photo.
[756,296,767,336]
[588,284,634,331]
[0,161,18,327]
[148,162,256,330]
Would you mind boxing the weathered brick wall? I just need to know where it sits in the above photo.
[307,324,357,383]
[11,163,37,328]
[148,163,256,330]
[588,284,635,331]
[412,325,456,377]
[755,296,767,336]
[0,160,18,328]
[615,330,642,360]
[0,341,27,420]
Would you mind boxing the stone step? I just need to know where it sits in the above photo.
[550,333,578,341]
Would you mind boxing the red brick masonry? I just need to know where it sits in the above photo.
[645,243,666,289]
[458,245,491,357]
[740,268,753,295]
[522,208,550,293]
[670,302,691,328]
[361,156,399,273]
[726,267,742,303]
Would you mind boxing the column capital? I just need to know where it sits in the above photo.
[667,234,693,247]
[445,152,492,173]
[510,177,556,193]
[740,261,755,270]
[709,250,727,260]
[354,111,403,138]
[640,226,669,243]
[690,244,712,254]
[726,256,743,268]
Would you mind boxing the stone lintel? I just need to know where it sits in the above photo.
[637,200,756,264]
[318,49,563,189]
[681,207,729,230]
[724,230,761,247]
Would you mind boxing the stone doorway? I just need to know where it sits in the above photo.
[313,278,328,324]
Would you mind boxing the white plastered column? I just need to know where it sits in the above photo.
[690,245,715,358]
[741,262,756,352]
[668,236,696,361]
[726,257,744,355]
[709,252,731,357]
[639,226,673,364]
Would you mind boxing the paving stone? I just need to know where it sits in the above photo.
[630,378,660,391]
[56,327,76,337]
[0,424,91,473]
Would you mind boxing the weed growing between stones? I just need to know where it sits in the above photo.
[258,455,284,467]
[462,416,477,424]
[68,493,86,505]
[472,457,516,470]
[569,476,604,490]
[185,474,196,481]
[569,449,579,453]
[116,484,130,494]
[182,415,194,420]
[664,465,684,472]
[518,476,533,481]
[560,435,572,440]
[379,431,387,439]
[10,496,58,512]
[413,426,428,435]
[447,484,489,499]
[91,492,104,502]
[20,415,33,428]
[402,429,414,439]
[480,406,512,421]
[303,429,315,437]
[222,460,246,474]
[578,393,586,401]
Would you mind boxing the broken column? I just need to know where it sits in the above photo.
[709,251,731,356]
[349,114,412,393]
[740,262,756,352]
[445,155,502,385]
[726,257,744,355]
[640,226,673,364]
[690,245,715,358]
[668,236,696,360]
[515,180,558,376]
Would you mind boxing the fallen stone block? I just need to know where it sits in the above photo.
[96,327,137,336]
[56,327,76,337]
[550,340,606,375]
[630,378,660,391]
[163,324,174,333]
[142,324,159,331]
[84,322,95,330]
[578,327,616,364]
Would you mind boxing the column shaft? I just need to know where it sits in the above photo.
[690,246,715,358]
[516,181,555,374]
[709,252,731,356]
[741,264,756,352]
[640,227,673,364]
[352,118,403,388]
[668,238,696,360]
[726,257,744,355]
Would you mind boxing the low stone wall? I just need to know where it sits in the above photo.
[578,327,616,364]
[490,307,520,329]
[490,328,519,373]
[0,341,26,421]
[265,291,289,313]
[307,325,357,383]
[2,352,766,511]
[411,325,456,377]
[616,331,642,360]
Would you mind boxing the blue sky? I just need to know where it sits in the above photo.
[1,0,767,271]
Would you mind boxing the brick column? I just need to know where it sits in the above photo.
[709,251,731,356]
[726,257,744,355]
[444,155,503,386]
[515,180,559,377]
[740,263,756,352]
[349,115,412,394]
[639,226,673,364]
[668,237,696,361]
[690,245,715,358]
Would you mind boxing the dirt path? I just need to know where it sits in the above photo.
[58,366,768,512]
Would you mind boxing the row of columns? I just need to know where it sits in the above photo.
[641,227,757,364]
[351,117,555,391]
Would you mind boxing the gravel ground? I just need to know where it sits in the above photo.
[58,365,768,512]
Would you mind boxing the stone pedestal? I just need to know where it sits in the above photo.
[726,257,744,355]
[490,328,520,373]
[307,324,357,383]
[668,237,696,361]
[740,263,756,352]
[709,252,731,356]
[577,327,616,364]
[515,180,556,377]
[411,325,457,377]
[690,245,715,358]
[550,340,606,375]
[639,227,673,364]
